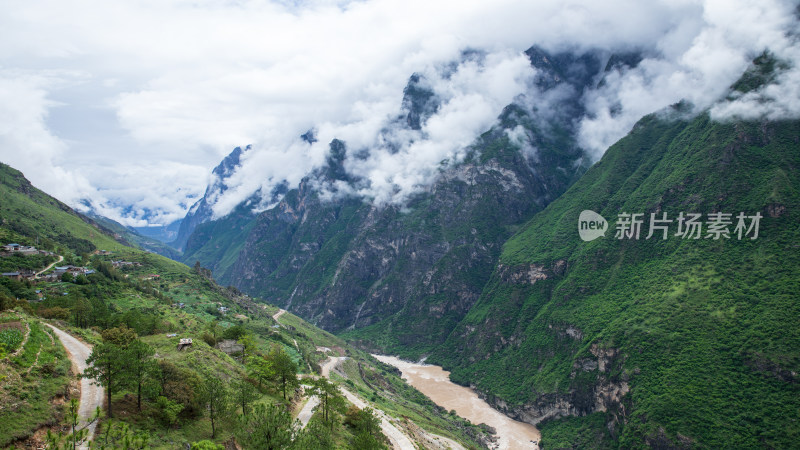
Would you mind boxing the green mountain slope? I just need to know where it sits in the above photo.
[0,163,487,449]
[432,108,800,447]
[181,202,257,279]
[0,162,127,254]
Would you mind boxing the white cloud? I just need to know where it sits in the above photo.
[0,0,797,224]
[577,0,800,159]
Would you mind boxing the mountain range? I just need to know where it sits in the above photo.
[20,45,799,448]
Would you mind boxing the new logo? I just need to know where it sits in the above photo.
[578,210,607,242]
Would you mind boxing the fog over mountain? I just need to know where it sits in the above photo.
[0,0,798,225]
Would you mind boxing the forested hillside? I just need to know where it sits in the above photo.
[0,163,487,449]
[432,105,800,447]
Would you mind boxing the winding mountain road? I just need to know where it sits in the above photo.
[296,387,320,428]
[280,309,458,448]
[272,308,287,321]
[46,324,103,448]
[35,254,63,278]
[321,357,416,450]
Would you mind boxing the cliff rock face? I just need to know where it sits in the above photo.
[180,46,631,355]
[226,126,562,354]
[173,146,248,251]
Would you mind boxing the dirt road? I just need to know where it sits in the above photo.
[46,324,104,447]
[272,308,287,321]
[321,357,416,450]
[35,254,63,278]
[296,386,320,428]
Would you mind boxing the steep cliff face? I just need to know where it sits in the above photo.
[182,46,631,355]
[173,146,248,251]
[227,132,556,354]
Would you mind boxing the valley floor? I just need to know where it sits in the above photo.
[375,355,539,450]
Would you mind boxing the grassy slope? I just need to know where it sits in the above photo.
[433,112,800,448]
[0,312,73,446]
[0,162,486,448]
[0,163,126,254]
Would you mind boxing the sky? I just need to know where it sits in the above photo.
[0,0,798,226]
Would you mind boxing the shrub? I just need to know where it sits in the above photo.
[202,332,216,347]
[156,396,183,427]
[190,441,223,450]
[39,307,71,320]
[222,324,246,341]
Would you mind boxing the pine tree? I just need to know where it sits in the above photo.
[237,403,297,449]
[270,346,299,400]
[83,326,136,418]
[232,375,259,417]
[200,371,230,438]
[309,378,345,431]
[126,339,155,411]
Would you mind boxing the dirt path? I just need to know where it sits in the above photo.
[10,321,30,358]
[36,254,63,278]
[321,357,416,450]
[26,327,57,375]
[272,308,287,321]
[296,386,320,428]
[46,324,104,448]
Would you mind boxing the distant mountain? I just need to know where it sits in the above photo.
[431,56,800,447]
[178,46,642,356]
[131,220,182,245]
[172,145,252,251]
[87,213,182,259]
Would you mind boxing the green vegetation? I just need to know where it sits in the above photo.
[0,312,72,446]
[181,202,257,279]
[0,253,57,273]
[0,326,24,352]
[538,413,614,449]
[432,111,800,447]
[0,162,126,255]
[0,162,484,449]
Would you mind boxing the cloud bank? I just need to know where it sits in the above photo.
[0,0,797,224]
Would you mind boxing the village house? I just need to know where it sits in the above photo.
[40,273,60,282]
[54,266,94,277]
[53,265,72,275]
[2,243,40,255]
[1,272,21,281]
[177,338,193,351]
[20,270,36,280]
[17,246,39,256]
[111,260,142,268]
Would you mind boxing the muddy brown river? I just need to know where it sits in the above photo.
[373,355,540,449]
